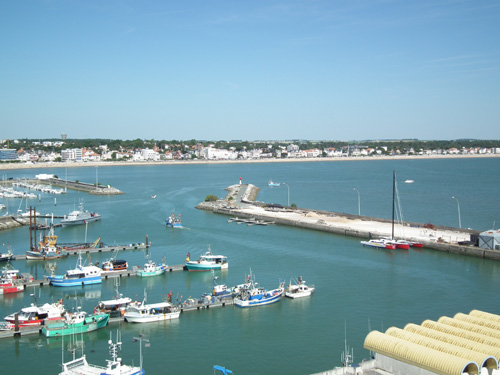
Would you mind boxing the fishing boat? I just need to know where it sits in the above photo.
[48,252,102,287]
[124,292,180,323]
[60,201,101,226]
[59,332,145,375]
[42,309,109,337]
[0,245,14,262]
[101,258,128,272]
[165,213,182,228]
[25,226,68,260]
[285,276,315,299]
[268,180,281,187]
[136,256,167,277]
[185,248,228,271]
[233,272,285,308]
[4,298,66,326]
[95,279,132,318]
[0,264,27,295]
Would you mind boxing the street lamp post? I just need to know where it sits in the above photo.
[95,167,98,190]
[353,188,360,216]
[132,334,150,370]
[451,196,461,228]
[282,182,290,206]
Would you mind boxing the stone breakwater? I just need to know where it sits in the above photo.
[196,184,500,261]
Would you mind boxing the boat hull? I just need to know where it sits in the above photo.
[185,262,228,272]
[234,289,283,308]
[60,215,101,227]
[42,313,109,337]
[0,285,24,295]
[25,251,68,260]
[124,311,180,323]
[360,240,396,250]
[136,267,167,277]
[49,275,102,287]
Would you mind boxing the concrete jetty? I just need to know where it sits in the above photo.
[196,184,500,261]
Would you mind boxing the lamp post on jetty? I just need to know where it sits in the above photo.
[353,188,360,216]
[282,182,290,207]
[95,166,99,190]
[451,196,461,228]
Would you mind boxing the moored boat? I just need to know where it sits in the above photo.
[0,264,28,295]
[42,309,109,337]
[4,298,66,326]
[360,239,396,250]
[59,332,145,375]
[0,245,14,262]
[60,201,101,226]
[285,276,315,299]
[101,258,128,272]
[48,252,102,287]
[25,226,68,260]
[233,272,284,308]
[185,248,228,271]
[124,292,180,323]
[95,279,132,318]
[136,256,167,277]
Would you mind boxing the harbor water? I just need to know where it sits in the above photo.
[0,157,500,375]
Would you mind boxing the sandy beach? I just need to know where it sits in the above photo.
[0,153,498,171]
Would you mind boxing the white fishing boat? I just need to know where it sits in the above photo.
[60,201,101,226]
[185,247,228,271]
[285,276,315,299]
[124,292,180,323]
[136,256,167,277]
[0,247,14,262]
[233,272,284,308]
[4,297,66,326]
[59,331,145,375]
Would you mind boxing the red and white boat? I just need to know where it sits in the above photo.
[0,266,28,295]
[360,239,396,250]
[4,299,65,327]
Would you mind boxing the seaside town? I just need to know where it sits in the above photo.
[1,137,500,164]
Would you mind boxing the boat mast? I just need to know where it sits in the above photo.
[392,170,395,240]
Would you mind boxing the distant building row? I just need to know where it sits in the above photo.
[1,144,499,162]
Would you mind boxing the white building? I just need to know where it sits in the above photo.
[61,148,82,162]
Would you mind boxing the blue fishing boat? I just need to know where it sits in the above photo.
[166,213,182,228]
[48,252,102,287]
[233,271,284,308]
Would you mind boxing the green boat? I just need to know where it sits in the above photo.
[41,311,109,337]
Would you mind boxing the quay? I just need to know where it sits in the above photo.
[1,177,123,195]
[196,183,500,261]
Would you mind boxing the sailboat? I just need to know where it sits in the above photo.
[360,171,408,250]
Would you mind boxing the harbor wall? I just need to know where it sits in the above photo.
[196,199,500,261]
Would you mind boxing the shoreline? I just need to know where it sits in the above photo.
[0,154,499,171]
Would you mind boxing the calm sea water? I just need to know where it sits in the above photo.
[1,158,500,375]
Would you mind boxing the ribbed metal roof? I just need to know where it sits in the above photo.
[364,330,479,375]
[363,309,500,375]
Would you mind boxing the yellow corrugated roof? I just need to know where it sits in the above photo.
[364,330,479,375]
[363,310,500,375]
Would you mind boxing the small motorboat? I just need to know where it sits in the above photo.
[101,258,128,272]
[404,179,414,184]
[166,213,182,228]
[360,239,396,250]
[285,276,315,299]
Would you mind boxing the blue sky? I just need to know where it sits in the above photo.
[1,0,499,141]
